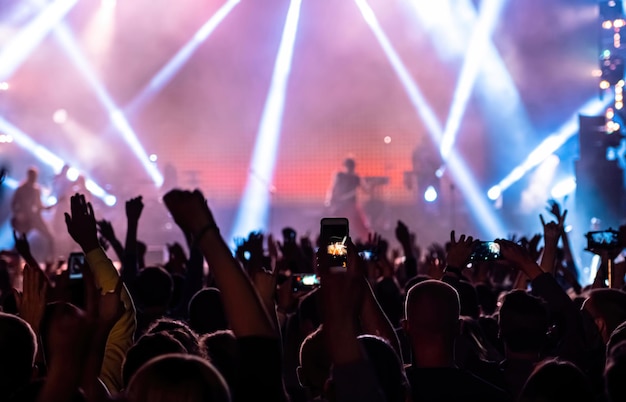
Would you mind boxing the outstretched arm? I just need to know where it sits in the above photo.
[65,194,136,394]
[14,231,42,271]
[318,240,387,402]
[396,220,417,279]
[97,219,125,263]
[163,189,275,338]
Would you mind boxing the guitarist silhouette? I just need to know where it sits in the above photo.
[11,167,54,260]
[325,158,370,240]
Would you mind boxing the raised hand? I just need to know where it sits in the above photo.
[250,262,280,317]
[14,231,33,259]
[521,233,543,262]
[546,199,567,227]
[13,264,48,334]
[65,193,99,252]
[125,195,144,223]
[13,230,40,269]
[495,239,543,280]
[163,189,215,238]
[247,231,265,265]
[395,220,412,248]
[446,230,476,270]
[267,233,279,268]
[96,219,117,242]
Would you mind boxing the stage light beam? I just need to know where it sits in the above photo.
[440,0,506,160]
[357,0,506,238]
[124,0,240,115]
[0,0,78,81]
[355,0,442,142]
[53,24,164,187]
[488,97,612,196]
[0,117,116,205]
[230,0,303,242]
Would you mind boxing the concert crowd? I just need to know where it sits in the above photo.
[0,166,626,402]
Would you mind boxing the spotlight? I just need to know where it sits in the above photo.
[149,154,158,162]
[487,185,502,201]
[0,82,9,91]
[601,55,624,86]
[603,20,614,29]
[229,0,302,241]
[53,109,68,124]
[66,167,80,181]
[104,194,117,206]
[0,134,13,143]
[383,136,391,144]
[607,108,615,119]
[424,185,438,202]
[600,80,611,89]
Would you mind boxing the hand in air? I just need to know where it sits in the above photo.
[65,194,99,252]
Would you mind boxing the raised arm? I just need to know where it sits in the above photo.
[540,201,567,275]
[163,189,275,338]
[496,239,585,363]
[97,219,125,263]
[396,220,417,279]
[14,231,41,271]
[318,239,386,402]
[445,230,476,279]
[65,193,136,394]
[120,196,143,285]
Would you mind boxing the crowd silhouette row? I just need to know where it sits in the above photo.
[1,168,626,402]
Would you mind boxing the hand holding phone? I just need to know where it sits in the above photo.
[586,229,620,250]
[68,252,86,279]
[292,274,321,293]
[320,218,349,271]
[469,241,501,262]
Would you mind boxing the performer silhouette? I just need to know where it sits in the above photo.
[325,157,370,240]
[11,167,54,260]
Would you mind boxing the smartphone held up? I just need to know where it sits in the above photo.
[320,217,349,272]
[292,274,321,293]
[68,252,86,280]
[469,241,501,262]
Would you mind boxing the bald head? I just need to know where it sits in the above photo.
[405,280,460,339]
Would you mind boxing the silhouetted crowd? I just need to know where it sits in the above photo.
[1,186,626,402]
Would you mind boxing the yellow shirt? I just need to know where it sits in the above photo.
[86,247,136,394]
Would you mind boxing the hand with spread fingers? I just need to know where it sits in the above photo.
[65,193,99,253]
[163,189,215,239]
[13,263,48,334]
[446,230,477,271]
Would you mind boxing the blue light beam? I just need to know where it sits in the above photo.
[488,97,612,198]
[230,0,303,241]
[124,0,240,116]
[53,24,164,187]
[355,0,442,143]
[356,0,506,238]
[439,0,506,160]
[0,0,78,81]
